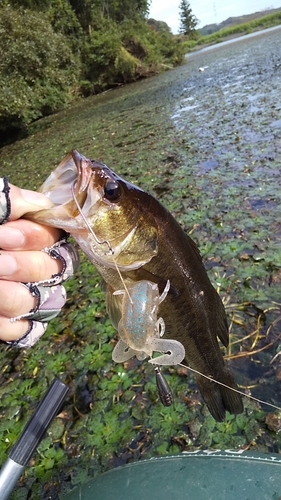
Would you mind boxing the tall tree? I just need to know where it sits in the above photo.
[178,0,198,36]
[68,0,149,31]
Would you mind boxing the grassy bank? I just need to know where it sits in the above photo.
[183,10,281,52]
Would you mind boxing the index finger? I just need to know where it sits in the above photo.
[0,181,61,250]
[8,183,54,221]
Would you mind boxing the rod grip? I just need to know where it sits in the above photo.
[9,379,69,466]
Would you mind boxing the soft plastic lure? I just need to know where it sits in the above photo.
[112,280,185,366]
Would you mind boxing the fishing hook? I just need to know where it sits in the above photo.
[71,181,114,254]
[71,181,133,303]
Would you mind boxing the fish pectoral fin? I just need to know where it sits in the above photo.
[106,285,123,329]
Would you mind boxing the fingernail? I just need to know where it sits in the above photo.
[21,189,54,209]
[0,253,17,276]
[0,227,25,249]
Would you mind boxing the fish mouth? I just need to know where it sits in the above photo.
[39,150,93,206]
[29,150,105,236]
[27,149,157,272]
[37,151,124,255]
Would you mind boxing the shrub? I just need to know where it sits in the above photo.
[0,4,79,144]
[80,22,122,94]
[114,47,140,82]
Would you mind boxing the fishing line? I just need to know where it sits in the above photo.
[71,182,280,413]
[112,259,133,305]
[178,362,281,412]
[71,181,133,304]
[71,181,114,254]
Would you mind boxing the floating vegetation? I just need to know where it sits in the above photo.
[0,28,280,499]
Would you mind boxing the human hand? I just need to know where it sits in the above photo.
[0,178,79,346]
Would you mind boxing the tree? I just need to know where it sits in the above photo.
[0,4,79,144]
[68,0,150,32]
[178,0,198,37]
[148,18,172,34]
[0,0,185,145]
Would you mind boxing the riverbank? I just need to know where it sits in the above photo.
[0,26,281,500]
[0,2,184,148]
[185,24,281,56]
[183,10,281,52]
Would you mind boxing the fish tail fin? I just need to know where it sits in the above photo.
[196,377,226,421]
[219,370,244,416]
[196,370,243,422]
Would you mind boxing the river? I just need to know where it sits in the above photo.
[1,19,281,413]
[0,25,281,497]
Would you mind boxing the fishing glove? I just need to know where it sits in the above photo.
[0,178,80,347]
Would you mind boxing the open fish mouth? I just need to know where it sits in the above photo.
[39,150,94,207]
[32,150,107,233]
[27,150,158,271]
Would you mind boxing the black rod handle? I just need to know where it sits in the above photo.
[9,378,69,466]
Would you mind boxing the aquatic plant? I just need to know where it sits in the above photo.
[0,27,280,499]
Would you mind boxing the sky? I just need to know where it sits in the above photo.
[148,1,281,33]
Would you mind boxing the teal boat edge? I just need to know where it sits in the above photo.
[63,450,281,500]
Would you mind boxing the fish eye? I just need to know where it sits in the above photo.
[104,180,121,202]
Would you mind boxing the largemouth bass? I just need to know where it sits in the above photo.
[28,150,243,421]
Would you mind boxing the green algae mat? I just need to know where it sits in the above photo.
[0,27,281,499]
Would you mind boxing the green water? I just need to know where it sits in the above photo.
[0,27,281,499]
